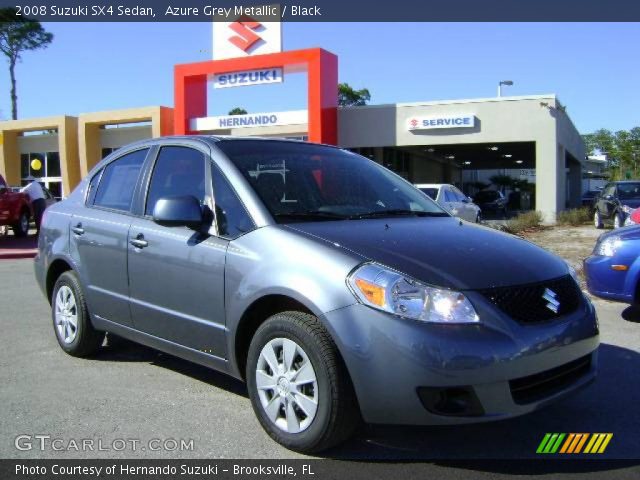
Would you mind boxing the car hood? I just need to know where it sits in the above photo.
[602,224,640,242]
[285,217,569,290]
[620,199,640,209]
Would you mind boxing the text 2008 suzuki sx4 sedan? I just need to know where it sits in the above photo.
[34,137,599,452]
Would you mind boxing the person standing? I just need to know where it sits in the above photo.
[20,180,46,235]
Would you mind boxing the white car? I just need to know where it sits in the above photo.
[415,183,482,223]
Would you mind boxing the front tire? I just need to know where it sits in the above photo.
[594,210,604,229]
[12,210,29,237]
[246,311,360,453]
[52,271,104,357]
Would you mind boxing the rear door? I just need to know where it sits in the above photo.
[443,186,463,219]
[69,148,150,327]
[126,143,229,358]
[452,186,475,222]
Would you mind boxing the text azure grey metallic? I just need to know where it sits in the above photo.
[34,137,599,452]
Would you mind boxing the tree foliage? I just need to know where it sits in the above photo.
[583,127,640,180]
[338,83,370,107]
[489,174,514,193]
[228,107,247,115]
[0,7,53,119]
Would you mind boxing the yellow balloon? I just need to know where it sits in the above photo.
[30,159,42,171]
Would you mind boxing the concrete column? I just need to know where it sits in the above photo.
[535,138,563,223]
[0,130,20,185]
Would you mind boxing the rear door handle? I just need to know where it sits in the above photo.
[129,233,148,249]
[72,223,84,235]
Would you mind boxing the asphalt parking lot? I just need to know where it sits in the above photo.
[1,257,639,470]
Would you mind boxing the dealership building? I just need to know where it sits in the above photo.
[0,22,587,222]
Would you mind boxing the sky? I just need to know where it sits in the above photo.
[0,22,638,134]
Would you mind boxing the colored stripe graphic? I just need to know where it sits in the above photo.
[538,433,613,454]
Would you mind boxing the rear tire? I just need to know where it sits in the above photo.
[52,271,104,357]
[246,311,360,453]
[12,210,29,237]
[594,210,604,229]
[613,211,624,229]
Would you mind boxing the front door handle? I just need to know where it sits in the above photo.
[72,223,84,235]
[129,233,148,249]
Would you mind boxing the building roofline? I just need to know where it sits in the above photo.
[339,94,558,110]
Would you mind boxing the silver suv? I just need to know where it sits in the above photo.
[34,136,599,452]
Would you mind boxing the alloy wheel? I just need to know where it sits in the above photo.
[55,286,78,344]
[614,214,621,229]
[255,337,318,434]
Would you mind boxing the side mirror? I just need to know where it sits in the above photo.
[462,197,470,203]
[0,187,7,195]
[152,195,204,229]
[604,194,614,200]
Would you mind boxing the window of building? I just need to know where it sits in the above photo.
[145,146,206,216]
[93,149,148,212]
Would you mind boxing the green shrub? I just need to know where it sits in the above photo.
[556,207,592,226]
[503,211,544,234]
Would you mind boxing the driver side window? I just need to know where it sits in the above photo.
[146,146,206,216]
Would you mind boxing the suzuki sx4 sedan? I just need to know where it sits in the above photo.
[35,137,599,452]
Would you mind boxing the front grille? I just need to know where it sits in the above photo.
[509,355,592,405]
[478,275,582,324]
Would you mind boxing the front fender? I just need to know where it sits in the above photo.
[223,225,364,376]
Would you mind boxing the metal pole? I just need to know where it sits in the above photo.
[497,84,501,97]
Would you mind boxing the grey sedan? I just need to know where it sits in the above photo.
[34,136,599,453]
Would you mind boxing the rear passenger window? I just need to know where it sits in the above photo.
[93,149,148,212]
[212,165,255,239]
[444,189,456,202]
[146,146,206,216]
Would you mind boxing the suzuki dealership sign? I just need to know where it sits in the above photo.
[408,115,476,131]
[212,10,282,60]
[191,110,307,131]
[213,67,283,88]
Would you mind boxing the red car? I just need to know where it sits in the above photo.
[0,173,32,237]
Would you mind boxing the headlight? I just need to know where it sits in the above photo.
[594,235,622,256]
[622,205,632,214]
[347,263,479,324]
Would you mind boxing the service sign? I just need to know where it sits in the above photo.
[408,115,476,131]
[212,68,283,89]
[191,110,307,131]
[212,7,282,60]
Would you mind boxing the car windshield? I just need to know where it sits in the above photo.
[418,187,439,200]
[216,140,449,223]
[617,183,640,199]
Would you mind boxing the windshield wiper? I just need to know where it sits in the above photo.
[350,209,449,219]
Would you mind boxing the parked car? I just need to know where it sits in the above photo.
[0,173,32,237]
[35,137,599,453]
[581,189,601,213]
[11,185,58,209]
[584,226,640,304]
[473,189,508,216]
[593,181,640,229]
[415,183,481,222]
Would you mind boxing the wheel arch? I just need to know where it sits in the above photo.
[46,258,74,304]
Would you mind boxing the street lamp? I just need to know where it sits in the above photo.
[498,80,513,97]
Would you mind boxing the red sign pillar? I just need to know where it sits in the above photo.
[174,48,338,145]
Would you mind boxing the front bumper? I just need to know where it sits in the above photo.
[584,255,633,303]
[320,293,599,425]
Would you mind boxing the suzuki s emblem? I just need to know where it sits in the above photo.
[409,118,419,128]
[228,17,263,52]
[543,288,560,314]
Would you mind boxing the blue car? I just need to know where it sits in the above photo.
[584,226,640,304]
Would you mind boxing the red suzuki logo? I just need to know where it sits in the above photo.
[228,17,263,52]
[410,119,418,128]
